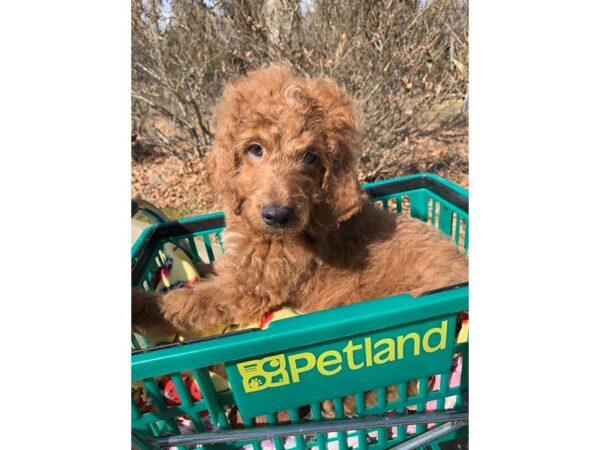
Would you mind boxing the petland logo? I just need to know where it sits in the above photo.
[237,319,449,393]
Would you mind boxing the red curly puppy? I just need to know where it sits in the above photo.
[133,66,468,410]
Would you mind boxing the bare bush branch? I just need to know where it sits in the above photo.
[132,0,468,181]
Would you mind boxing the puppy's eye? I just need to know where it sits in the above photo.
[246,144,264,158]
[303,151,318,165]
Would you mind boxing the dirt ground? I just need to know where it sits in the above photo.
[132,124,467,219]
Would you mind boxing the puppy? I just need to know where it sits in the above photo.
[132,65,468,415]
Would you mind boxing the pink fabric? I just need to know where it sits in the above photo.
[404,354,463,435]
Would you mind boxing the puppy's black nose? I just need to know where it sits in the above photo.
[261,204,294,227]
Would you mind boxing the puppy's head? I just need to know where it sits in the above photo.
[209,65,364,238]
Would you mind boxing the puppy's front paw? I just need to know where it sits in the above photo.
[159,285,216,334]
[160,287,195,331]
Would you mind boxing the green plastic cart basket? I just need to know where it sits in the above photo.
[131,173,469,450]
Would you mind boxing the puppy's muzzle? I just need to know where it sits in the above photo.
[261,204,294,227]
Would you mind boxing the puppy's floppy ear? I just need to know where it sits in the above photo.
[308,77,365,225]
[208,83,246,213]
[207,140,242,213]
